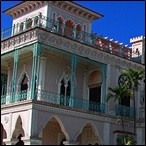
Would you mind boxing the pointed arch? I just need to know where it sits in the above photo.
[52,116,69,140]
[17,65,30,92]
[27,18,33,29]
[64,20,74,37]
[39,116,69,145]
[56,66,72,84]
[87,70,102,112]
[12,115,25,139]
[75,122,102,145]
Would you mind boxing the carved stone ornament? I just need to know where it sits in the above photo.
[4,116,9,124]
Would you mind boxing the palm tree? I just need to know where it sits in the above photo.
[121,68,145,135]
[106,84,132,145]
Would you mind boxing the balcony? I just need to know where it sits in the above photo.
[115,104,135,118]
[1,14,141,63]
[1,89,105,114]
[1,89,135,118]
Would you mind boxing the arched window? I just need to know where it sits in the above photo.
[60,79,71,106]
[20,74,28,100]
[20,22,24,32]
[34,16,39,26]
[57,17,63,34]
[76,24,82,40]
[60,79,65,96]
[88,70,102,112]
[64,20,74,37]
[21,74,28,91]
[27,18,32,29]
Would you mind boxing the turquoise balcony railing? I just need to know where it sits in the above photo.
[1,89,105,114]
[39,89,105,113]
[1,90,27,104]
[115,104,135,118]
[1,14,142,63]
[1,89,137,118]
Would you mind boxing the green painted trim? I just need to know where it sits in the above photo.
[101,64,107,105]
[11,49,19,101]
[30,42,41,99]
[70,54,77,100]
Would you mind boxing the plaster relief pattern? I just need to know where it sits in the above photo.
[37,29,144,70]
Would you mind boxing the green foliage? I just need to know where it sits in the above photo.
[106,83,132,103]
[121,68,145,92]
[117,134,136,145]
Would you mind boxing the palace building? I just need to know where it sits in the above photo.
[1,1,145,145]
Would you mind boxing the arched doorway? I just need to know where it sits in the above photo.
[88,70,102,112]
[41,118,67,145]
[76,123,100,145]
[12,116,25,143]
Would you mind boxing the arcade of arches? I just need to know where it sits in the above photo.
[1,116,101,145]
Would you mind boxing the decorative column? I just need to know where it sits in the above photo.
[11,49,19,102]
[30,43,41,100]
[70,54,77,107]
[73,26,77,39]
[37,56,47,101]
[6,66,11,94]
[12,24,15,36]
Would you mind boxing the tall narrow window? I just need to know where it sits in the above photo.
[60,79,71,105]
[20,74,28,100]
[66,81,71,96]
[20,22,24,32]
[57,17,63,34]
[89,85,101,112]
[88,70,102,112]
[60,79,65,105]
[34,16,39,26]
[27,19,32,29]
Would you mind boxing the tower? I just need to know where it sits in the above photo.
[130,36,145,64]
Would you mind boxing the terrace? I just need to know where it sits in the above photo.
[1,14,141,63]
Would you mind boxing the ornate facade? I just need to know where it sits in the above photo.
[1,1,145,145]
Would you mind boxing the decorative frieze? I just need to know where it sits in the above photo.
[36,29,144,70]
[1,29,38,54]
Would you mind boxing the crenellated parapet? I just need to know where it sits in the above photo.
[130,36,145,44]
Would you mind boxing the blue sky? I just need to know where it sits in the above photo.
[1,1,145,46]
